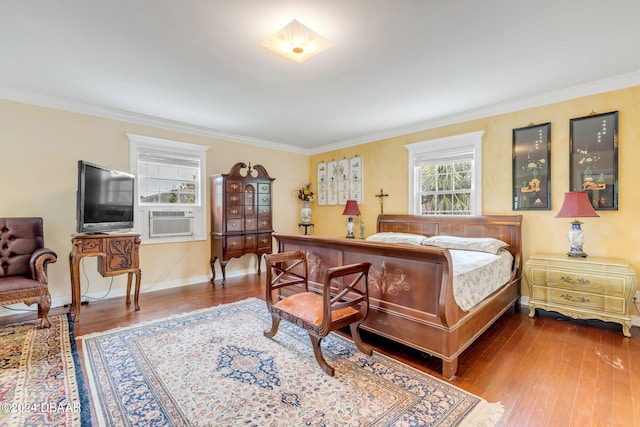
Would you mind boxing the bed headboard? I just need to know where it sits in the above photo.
[377,214,523,272]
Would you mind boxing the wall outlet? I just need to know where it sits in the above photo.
[635,290,640,301]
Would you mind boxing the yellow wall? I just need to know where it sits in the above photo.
[309,86,640,296]
[0,99,309,308]
[3,85,639,309]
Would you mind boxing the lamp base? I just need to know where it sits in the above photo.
[345,216,355,238]
[566,220,588,258]
[567,250,587,258]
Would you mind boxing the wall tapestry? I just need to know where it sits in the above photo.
[512,122,551,210]
[569,111,618,210]
[317,155,363,206]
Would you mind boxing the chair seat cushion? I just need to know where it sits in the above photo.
[274,292,358,326]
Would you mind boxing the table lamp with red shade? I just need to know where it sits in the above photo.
[555,191,599,257]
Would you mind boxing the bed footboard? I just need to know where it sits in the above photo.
[272,214,522,379]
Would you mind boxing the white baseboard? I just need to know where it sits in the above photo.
[0,273,213,319]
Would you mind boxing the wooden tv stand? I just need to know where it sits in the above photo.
[69,233,141,322]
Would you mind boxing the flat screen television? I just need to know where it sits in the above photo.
[76,160,135,233]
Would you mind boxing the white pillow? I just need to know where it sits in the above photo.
[422,235,509,254]
[366,232,428,246]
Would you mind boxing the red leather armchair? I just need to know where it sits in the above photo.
[0,218,57,328]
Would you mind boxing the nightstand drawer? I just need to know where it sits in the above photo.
[531,286,627,314]
[530,268,630,296]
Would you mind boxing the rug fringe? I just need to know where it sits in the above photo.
[76,297,262,340]
[460,400,504,427]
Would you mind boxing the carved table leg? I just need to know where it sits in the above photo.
[125,270,142,311]
[126,272,133,304]
[69,252,82,322]
[134,269,141,311]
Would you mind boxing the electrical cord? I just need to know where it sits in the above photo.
[140,245,192,292]
[1,305,37,313]
[80,257,115,301]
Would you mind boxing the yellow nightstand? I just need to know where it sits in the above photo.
[524,253,637,337]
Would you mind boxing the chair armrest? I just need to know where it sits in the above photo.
[322,262,371,313]
[29,248,58,283]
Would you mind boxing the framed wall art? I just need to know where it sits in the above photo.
[512,122,551,210]
[326,160,338,206]
[317,155,364,206]
[569,111,618,210]
[337,157,350,205]
[349,155,363,204]
[316,161,327,206]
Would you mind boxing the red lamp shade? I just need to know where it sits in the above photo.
[555,192,599,219]
[342,200,361,216]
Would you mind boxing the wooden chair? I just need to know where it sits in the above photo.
[264,250,372,376]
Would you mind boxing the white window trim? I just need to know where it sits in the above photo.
[405,130,484,215]
[128,134,209,244]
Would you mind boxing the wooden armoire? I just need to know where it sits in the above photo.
[210,162,274,284]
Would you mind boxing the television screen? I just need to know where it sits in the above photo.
[77,160,135,233]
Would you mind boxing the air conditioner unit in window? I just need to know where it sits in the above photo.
[149,209,194,238]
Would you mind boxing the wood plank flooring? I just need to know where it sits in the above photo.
[3,274,639,426]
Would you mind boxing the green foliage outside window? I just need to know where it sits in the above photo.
[419,161,472,215]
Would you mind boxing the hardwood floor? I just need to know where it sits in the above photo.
[3,274,639,426]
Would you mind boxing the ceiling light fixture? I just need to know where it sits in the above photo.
[262,19,332,63]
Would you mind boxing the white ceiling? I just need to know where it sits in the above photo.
[2,0,640,153]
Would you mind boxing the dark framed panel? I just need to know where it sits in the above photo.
[512,122,551,210]
[569,111,618,210]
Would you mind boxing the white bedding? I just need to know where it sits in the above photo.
[449,249,513,311]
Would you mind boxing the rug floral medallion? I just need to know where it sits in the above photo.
[80,298,502,426]
[0,314,91,427]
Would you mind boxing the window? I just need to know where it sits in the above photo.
[405,131,483,216]
[137,150,199,205]
[128,134,208,243]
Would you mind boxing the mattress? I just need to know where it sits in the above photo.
[449,249,513,311]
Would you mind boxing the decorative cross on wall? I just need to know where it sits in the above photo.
[375,188,389,214]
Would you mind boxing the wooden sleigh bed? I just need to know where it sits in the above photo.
[272,214,522,379]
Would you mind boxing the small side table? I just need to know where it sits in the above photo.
[298,223,314,235]
[69,233,142,322]
[524,253,637,337]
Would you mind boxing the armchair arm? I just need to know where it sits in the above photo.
[29,248,58,283]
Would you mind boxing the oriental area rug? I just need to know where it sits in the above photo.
[80,298,503,426]
[0,314,91,426]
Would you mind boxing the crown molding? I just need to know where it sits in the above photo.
[0,87,308,155]
[2,70,639,156]
[309,71,640,154]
